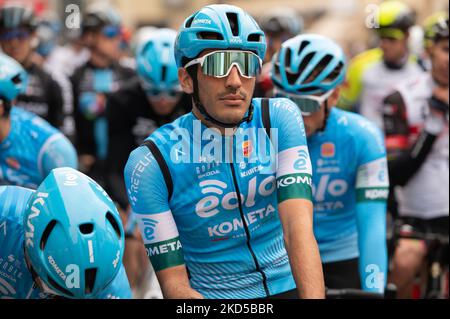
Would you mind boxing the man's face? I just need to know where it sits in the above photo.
[379,36,408,64]
[0,28,34,64]
[91,26,122,61]
[430,39,449,87]
[194,50,256,125]
[301,89,340,137]
[147,94,182,116]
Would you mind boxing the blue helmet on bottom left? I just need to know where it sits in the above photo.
[23,167,125,299]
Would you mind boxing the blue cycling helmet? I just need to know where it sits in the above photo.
[271,34,346,95]
[24,167,125,299]
[175,4,266,68]
[136,28,180,93]
[0,53,28,102]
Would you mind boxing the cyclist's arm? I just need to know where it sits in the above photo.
[46,74,65,129]
[271,98,324,299]
[40,134,78,178]
[124,145,203,299]
[355,122,389,294]
[388,92,447,187]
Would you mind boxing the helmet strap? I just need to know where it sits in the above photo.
[319,99,330,132]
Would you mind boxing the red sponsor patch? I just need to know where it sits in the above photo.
[243,140,252,158]
[6,158,20,170]
[321,143,335,158]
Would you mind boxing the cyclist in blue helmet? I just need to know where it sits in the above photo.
[272,34,389,295]
[125,4,324,299]
[106,28,190,298]
[1,53,78,188]
[0,167,131,298]
[0,3,68,131]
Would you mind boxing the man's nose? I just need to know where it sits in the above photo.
[225,65,243,89]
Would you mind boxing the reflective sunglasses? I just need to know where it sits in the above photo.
[0,29,30,41]
[184,50,262,79]
[274,89,335,115]
[146,88,182,100]
[101,25,121,38]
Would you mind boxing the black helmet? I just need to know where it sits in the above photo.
[259,8,304,37]
[0,4,38,32]
[81,6,121,34]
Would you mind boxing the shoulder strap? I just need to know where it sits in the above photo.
[261,98,271,140]
[141,140,173,200]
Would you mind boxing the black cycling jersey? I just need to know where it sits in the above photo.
[15,62,64,129]
[106,79,191,209]
[71,61,137,158]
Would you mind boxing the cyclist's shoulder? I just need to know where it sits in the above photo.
[253,97,302,122]
[330,108,383,144]
[0,185,33,223]
[11,107,59,136]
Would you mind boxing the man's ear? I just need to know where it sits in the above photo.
[329,86,341,107]
[178,68,194,94]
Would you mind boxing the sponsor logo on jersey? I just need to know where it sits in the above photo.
[141,218,159,241]
[207,204,276,238]
[321,143,335,158]
[195,176,275,218]
[5,158,20,170]
[364,188,389,200]
[294,149,309,170]
[146,239,182,256]
[242,140,252,158]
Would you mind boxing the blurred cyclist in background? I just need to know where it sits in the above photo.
[0,3,67,131]
[0,53,77,188]
[71,5,136,189]
[106,28,190,298]
[383,13,448,299]
[254,8,304,98]
[272,34,389,295]
[0,167,131,299]
[337,0,423,129]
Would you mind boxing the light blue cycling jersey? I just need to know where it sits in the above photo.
[0,107,78,188]
[0,185,131,299]
[125,98,313,299]
[308,107,389,293]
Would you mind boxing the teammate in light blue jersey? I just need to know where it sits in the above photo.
[0,53,78,188]
[125,4,324,299]
[272,34,389,294]
[0,167,131,299]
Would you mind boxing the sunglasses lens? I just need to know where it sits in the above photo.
[0,30,30,41]
[201,51,261,78]
[102,25,121,38]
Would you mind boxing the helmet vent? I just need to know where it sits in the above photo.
[325,61,344,83]
[226,12,240,36]
[197,32,224,40]
[79,223,94,235]
[295,52,316,84]
[247,33,261,42]
[161,65,167,83]
[85,268,97,294]
[40,220,57,251]
[185,15,195,28]
[11,74,22,85]
[106,212,121,239]
[47,275,74,297]
[304,54,333,84]
[298,40,310,57]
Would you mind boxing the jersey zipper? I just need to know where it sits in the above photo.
[228,134,270,297]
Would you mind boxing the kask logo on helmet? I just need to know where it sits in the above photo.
[25,192,49,248]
